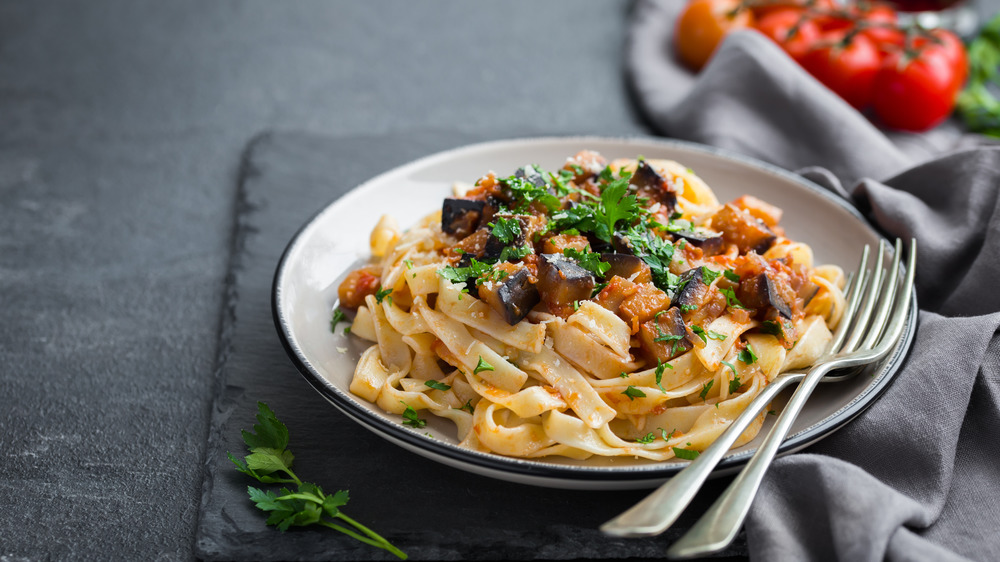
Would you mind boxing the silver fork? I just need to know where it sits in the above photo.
[601,239,915,550]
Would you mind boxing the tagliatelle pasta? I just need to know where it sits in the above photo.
[336,151,846,461]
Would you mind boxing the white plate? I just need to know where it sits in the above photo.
[272,136,915,490]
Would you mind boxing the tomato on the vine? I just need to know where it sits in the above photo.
[754,8,823,63]
[801,31,882,109]
[912,28,968,90]
[675,0,754,71]
[749,0,835,19]
[873,40,964,130]
[855,4,904,53]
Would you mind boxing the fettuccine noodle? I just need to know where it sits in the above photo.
[337,151,845,461]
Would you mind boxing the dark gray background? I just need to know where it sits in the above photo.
[2,0,996,559]
[0,1,646,559]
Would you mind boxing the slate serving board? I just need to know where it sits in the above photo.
[193,130,747,560]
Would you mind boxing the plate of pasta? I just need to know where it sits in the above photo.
[272,137,915,490]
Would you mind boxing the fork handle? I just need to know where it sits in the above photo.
[666,363,834,559]
[600,371,804,538]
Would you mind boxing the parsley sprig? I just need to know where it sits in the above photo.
[228,403,407,559]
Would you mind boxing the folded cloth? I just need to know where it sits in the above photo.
[626,2,1000,560]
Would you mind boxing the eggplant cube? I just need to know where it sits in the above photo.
[537,254,595,313]
[478,267,540,325]
[441,198,486,237]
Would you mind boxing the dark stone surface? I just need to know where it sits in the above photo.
[0,1,660,559]
[193,131,748,560]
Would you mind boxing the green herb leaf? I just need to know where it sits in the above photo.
[400,401,426,429]
[654,358,671,393]
[723,269,740,283]
[720,361,737,376]
[474,356,494,374]
[699,379,714,401]
[636,432,657,444]
[719,287,745,309]
[331,308,348,332]
[490,216,522,244]
[457,399,475,414]
[563,247,611,277]
[738,344,758,365]
[672,447,700,460]
[424,380,451,391]
[622,386,647,401]
[700,266,721,285]
[499,244,532,262]
[729,374,743,394]
[374,286,394,305]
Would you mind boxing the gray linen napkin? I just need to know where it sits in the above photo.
[626,1,1000,560]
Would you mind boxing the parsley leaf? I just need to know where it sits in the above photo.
[473,356,494,374]
[720,361,738,376]
[400,402,426,429]
[498,243,532,262]
[489,216,522,244]
[654,358,671,393]
[659,428,676,441]
[457,399,475,414]
[738,344,758,365]
[723,269,740,283]
[330,308,348,333]
[699,379,714,401]
[700,266,721,285]
[636,432,657,444]
[424,380,451,391]
[622,386,647,401]
[597,175,640,238]
[729,374,743,394]
[374,286,394,305]
[230,403,407,559]
[563,248,611,277]
[672,447,700,460]
[438,257,494,285]
[719,287,745,309]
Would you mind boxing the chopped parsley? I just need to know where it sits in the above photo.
[619,372,630,378]
[489,216,522,244]
[424,380,451,391]
[403,259,414,270]
[654,358,672,393]
[374,286,394,305]
[636,432,657,444]
[659,428,676,441]
[719,287,745,309]
[400,401,426,429]
[330,308,348,332]
[672,447,700,460]
[738,344,758,365]
[473,356,494,375]
[457,400,475,414]
[679,304,698,312]
[498,243,532,262]
[699,379,714,401]
[729,374,743,394]
[723,269,740,283]
[700,266,721,285]
[622,386,646,401]
[721,360,738,376]
[563,247,611,277]
[691,325,725,344]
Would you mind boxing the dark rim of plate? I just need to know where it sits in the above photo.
[271,135,917,483]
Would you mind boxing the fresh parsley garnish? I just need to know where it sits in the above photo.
[424,380,451,391]
[636,432,657,444]
[499,243,532,262]
[563,247,611,277]
[721,360,738,376]
[330,308,347,332]
[622,386,646,401]
[723,269,740,283]
[679,304,698,312]
[457,399,475,414]
[659,427,676,441]
[403,259,413,270]
[700,266,721,285]
[699,379,714,401]
[672,447,699,460]
[489,216,522,244]
[654,358,671,393]
[473,356,494,375]
[400,402,426,429]
[228,403,407,559]
[374,286,394,305]
[738,344,758,365]
[719,287,745,309]
[729,374,742,394]
[761,320,784,337]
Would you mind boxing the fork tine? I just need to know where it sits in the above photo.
[841,240,887,354]
[828,244,871,353]
[861,238,904,350]
[871,238,916,356]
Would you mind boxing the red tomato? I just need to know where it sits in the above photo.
[801,31,882,109]
[873,43,961,130]
[857,4,904,53]
[675,0,755,71]
[754,8,823,63]
[912,29,968,90]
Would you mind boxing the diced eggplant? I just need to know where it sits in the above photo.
[600,253,651,283]
[672,267,708,308]
[638,307,694,362]
[515,165,548,188]
[740,272,794,319]
[612,231,637,254]
[631,160,678,212]
[671,230,724,256]
[672,267,727,326]
[483,215,528,261]
[537,254,595,315]
[712,204,776,254]
[619,282,672,327]
[442,198,486,237]
[477,267,540,325]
